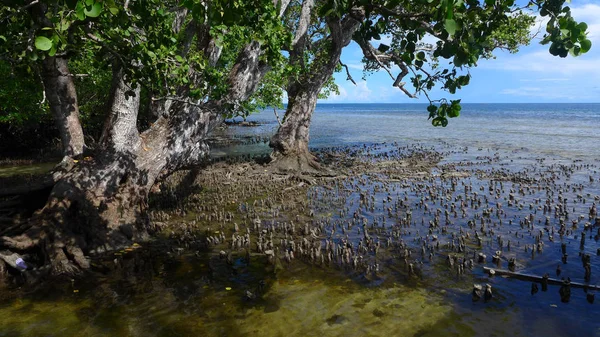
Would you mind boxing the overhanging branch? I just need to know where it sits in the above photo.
[339,60,356,85]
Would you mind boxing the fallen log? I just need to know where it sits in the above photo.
[483,267,600,291]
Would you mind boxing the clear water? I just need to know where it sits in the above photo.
[2,103,600,337]
[224,103,600,162]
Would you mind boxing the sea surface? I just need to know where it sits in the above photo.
[221,103,600,161]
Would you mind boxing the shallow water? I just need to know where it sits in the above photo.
[3,103,600,336]
[222,103,600,161]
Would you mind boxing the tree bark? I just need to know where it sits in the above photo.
[269,85,320,172]
[100,65,142,153]
[269,8,364,172]
[41,56,86,157]
[30,2,86,157]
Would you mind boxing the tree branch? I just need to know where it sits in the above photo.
[273,107,283,126]
[339,60,356,85]
[355,37,416,98]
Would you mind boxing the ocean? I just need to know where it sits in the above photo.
[223,103,600,162]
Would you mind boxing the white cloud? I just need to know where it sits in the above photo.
[519,78,570,82]
[323,80,400,103]
[346,63,364,70]
[482,49,600,76]
[500,85,596,100]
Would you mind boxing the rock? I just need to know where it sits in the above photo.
[245,290,256,300]
[372,308,385,317]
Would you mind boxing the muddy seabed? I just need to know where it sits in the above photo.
[1,142,599,337]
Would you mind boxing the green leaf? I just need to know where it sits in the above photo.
[109,7,119,15]
[448,106,460,118]
[444,19,458,36]
[34,36,53,51]
[76,1,86,20]
[432,117,448,127]
[48,44,57,57]
[378,44,390,53]
[577,22,588,31]
[84,2,102,18]
[580,39,592,53]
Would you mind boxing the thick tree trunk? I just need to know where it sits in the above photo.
[41,56,86,157]
[0,35,270,279]
[29,2,85,157]
[269,8,364,172]
[100,65,142,152]
[269,86,320,172]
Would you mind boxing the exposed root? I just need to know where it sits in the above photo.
[268,150,325,175]
[1,231,39,250]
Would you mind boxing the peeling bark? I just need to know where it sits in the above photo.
[100,65,142,153]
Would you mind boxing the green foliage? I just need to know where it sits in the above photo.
[353,0,590,127]
[427,99,461,128]
[0,60,57,155]
[0,61,46,125]
[0,0,292,148]
[0,0,591,155]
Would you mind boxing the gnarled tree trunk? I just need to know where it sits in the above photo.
[269,85,320,172]
[0,38,269,278]
[269,8,364,172]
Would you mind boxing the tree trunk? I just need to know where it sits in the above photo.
[100,65,142,152]
[269,9,364,172]
[0,37,270,279]
[41,56,86,157]
[269,85,321,172]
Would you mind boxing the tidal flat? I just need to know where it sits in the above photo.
[1,139,599,336]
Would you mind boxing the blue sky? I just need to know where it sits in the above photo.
[320,1,600,104]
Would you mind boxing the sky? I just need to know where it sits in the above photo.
[320,1,600,104]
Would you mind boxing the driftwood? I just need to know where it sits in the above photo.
[483,267,600,291]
